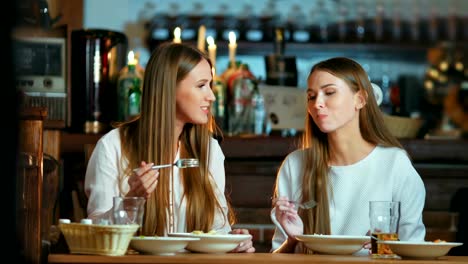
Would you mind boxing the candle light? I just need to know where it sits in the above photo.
[197,25,206,52]
[228,31,237,68]
[173,27,182,43]
[207,36,216,71]
[127,50,137,65]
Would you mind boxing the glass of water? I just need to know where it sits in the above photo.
[113,196,146,234]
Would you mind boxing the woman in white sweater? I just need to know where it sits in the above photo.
[271,57,426,254]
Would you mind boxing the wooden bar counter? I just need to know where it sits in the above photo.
[49,253,468,264]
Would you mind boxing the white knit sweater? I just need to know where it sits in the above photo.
[271,146,426,253]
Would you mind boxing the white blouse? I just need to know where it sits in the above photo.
[84,128,231,234]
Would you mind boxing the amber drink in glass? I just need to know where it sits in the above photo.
[369,201,400,259]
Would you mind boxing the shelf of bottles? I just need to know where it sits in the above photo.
[145,4,467,54]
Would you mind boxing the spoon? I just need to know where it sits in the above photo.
[133,158,199,172]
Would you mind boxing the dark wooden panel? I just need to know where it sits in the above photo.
[401,139,468,163]
[60,133,468,212]
[61,133,468,162]
[221,135,300,158]
[225,160,279,208]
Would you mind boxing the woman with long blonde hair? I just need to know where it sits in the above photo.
[85,42,254,252]
[271,57,425,254]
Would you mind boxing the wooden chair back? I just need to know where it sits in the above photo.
[18,107,47,264]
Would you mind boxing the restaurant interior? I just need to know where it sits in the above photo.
[11,0,468,263]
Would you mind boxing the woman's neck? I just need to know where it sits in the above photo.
[327,131,375,166]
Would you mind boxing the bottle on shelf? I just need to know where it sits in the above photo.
[127,77,142,119]
[251,84,266,135]
[408,2,421,43]
[264,27,298,87]
[145,13,170,48]
[221,15,241,42]
[199,15,217,40]
[354,0,368,43]
[222,62,258,135]
[390,0,402,43]
[287,4,310,43]
[309,0,329,43]
[240,4,264,42]
[212,74,227,131]
[258,0,280,43]
[117,51,143,121]
[337,4,349,43]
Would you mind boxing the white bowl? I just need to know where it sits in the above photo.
[295,234,370,255]
[130,236,200,255]
[168,232,251,253]
[378,241,463,259]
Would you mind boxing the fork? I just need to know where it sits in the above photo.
[133,158,199,172]
[271,197,317,209]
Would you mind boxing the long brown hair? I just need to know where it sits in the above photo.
[287,57,402,243]
[116,42,232,235]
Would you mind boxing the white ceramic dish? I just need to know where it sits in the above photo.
[295,234,370,255]
[378,241,463,259]
[168,232,251,253]
[130,236,200,255]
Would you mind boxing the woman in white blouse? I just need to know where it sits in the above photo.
[85,42,254,253]
[271,57,426,254]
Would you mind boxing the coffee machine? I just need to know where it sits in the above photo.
[70,29,128,134]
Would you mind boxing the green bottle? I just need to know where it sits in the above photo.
[128,77,141,118]
[117,59,143,121]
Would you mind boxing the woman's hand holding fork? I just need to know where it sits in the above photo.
[127,161,159,198]
[273,196,304,238]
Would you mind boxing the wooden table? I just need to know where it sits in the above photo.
[48,253,468,264]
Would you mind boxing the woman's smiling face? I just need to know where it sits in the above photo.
[175,58,215,127]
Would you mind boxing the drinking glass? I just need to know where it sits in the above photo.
[113,196,146,235]
[369,201,400,259]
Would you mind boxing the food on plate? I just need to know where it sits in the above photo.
[191,230,217,235]
[433,239,447,243]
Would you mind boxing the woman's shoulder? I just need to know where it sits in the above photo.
[286,148,307,159]
[375,145,409,158]
[96,128,121,148]
[209,136,225,157]
[281,148,307,166]
[373,145,413,167]
[209,136,222,149]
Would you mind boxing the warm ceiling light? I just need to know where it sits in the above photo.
[439,61,449,72]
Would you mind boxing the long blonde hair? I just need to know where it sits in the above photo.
[116,42,232,235]
[282,57,402,244]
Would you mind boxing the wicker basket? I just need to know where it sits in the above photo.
[383,114,423,139]
[59,223,139,256]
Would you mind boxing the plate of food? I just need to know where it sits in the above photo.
[295,234,370,255]
[377,240,463,259]
[168,231,251,253]
[130,236,200,255]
